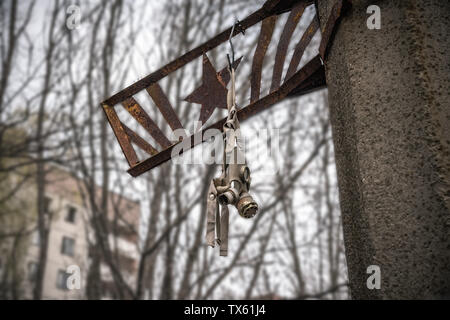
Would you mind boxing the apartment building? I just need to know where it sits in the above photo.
[19,164,140,299]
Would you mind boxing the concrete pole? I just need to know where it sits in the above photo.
[316,0,450,299]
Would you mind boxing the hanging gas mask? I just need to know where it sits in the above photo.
[215,139,258,219]
[205,60,258,256]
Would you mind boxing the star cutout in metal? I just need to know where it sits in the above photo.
[184,53,242,125]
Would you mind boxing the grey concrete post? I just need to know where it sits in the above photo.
[317,0,450,299]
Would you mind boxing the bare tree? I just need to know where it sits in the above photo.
[0,0,349,300]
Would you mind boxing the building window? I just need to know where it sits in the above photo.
[56,270,69,290]
[28,262,38,282]
[65,206,76,223]
[61,236,75,257]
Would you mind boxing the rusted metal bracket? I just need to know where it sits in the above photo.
[101,0,330,177]
[318,0,351,63]
[127,56,324,177]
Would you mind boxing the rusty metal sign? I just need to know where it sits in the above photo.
[101,0,345,177]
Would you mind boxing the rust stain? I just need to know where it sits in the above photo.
[102,104,139,166]
[122,122,159,156]
[122,97,172,149]
[270,1,307,92]
[250,15,278,103]
[285,14,319,81]
[184,54,230,125]
[146,83,185,137]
